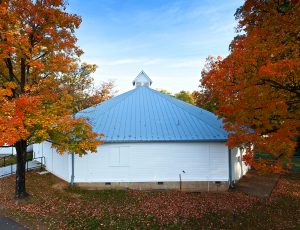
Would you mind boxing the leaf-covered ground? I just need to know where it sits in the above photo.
[0,172,299,229]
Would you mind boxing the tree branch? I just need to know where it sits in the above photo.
[20,58,26,92]
[4,58,20,84]
[32,52,48,61]
[264,79,300,97]
[0,70,11,82]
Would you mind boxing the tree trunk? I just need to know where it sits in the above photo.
[15,139,28,199]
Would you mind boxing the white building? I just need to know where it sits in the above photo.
[34,71,249,191]
[0,146,16,155]
[0,145,33,156]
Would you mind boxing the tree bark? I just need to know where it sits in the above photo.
[14,54,28,200]
[15,139,28,199]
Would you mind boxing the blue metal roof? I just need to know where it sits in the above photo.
[76,86,228,142]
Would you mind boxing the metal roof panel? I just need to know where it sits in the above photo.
[76,86,228,142]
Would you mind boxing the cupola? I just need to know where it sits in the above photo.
[132,70,152,87]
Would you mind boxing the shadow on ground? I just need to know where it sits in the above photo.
[233,169,280,199]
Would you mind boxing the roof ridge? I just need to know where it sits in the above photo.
[145,87,227,135]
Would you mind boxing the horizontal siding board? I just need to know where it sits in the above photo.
[33,142,70,181]
[72,142,229,183]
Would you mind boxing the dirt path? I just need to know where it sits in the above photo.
[233,170,280,199]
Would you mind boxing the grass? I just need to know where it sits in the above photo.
[255,153,300,172]
[0,152,33,167]
[291,156,300,172]
[0,172,300,229]
[66,187,135,205]
[0,155,17,167]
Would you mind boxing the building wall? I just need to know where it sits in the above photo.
[0,147,16,155]
[73,142,229,184]
[33,142,70,181]
[32,141,250,191]
[231,147,250,182]
[0,145,33,156]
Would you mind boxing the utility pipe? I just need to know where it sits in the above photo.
[228,149,234,188]
[71,152,75,186]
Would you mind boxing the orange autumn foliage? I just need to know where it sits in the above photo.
[0,0,108,199]
[201,0,300,172]
[0,0,103,155]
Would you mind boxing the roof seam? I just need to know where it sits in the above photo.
[78,85,228,142]
[146,88,227,136]
[78,88,138,118]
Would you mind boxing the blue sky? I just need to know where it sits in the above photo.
[68,0,244,94]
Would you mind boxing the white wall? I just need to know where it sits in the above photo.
[231,147,250,182]
[73,142,229,183]
[33,142,70,182]
[0,146,16,155]
[0,145,33,156]
[33,142,252,185]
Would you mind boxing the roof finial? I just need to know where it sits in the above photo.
[132,70,152,88]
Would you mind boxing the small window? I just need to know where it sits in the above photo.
[157,182,164,185]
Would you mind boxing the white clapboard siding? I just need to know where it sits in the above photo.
[231,147,250,181]
[33,142,70,181]
[0,145,33,156]
[0,147,16,155]
[73,142,229,183]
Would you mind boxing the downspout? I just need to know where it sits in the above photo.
[70,113,75,186]
[70,152,75,186]
[228,148,234,188]
[240,148,244,178]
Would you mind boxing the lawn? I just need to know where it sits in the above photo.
[0,155,17,167]
[0,152,33,167]
[291,156,300,172]
[0,172,299,229]
[255,153,300,172]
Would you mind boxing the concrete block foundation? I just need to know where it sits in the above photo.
[75,181,229,192]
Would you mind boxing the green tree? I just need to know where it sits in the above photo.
[175,90,195,105]
[192,89,218,112]
[157,89,174,97]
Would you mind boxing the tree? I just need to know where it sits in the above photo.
[158,89,196,105]
[60,63,116,112]
[192,89,218,113]
[201,0,300,172]
[175,90,195,105]
[193,56,221,113]
[0,0,102,199]
[84,80,116,110]
[157,89,174,97]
